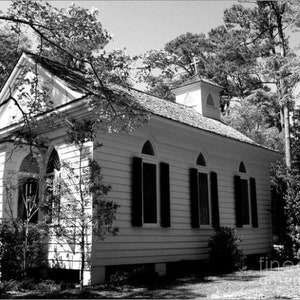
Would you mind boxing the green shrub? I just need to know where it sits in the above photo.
[0,220,48,280]
[208,227,245,273]
[271,159,300,261]
[1,279,58,293]
[41,280,58,290]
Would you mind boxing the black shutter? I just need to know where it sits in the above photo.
[160,162,171,227]
[210,171,220,228]
[132,157,143,226]
[190,168,200,228]
[234,175,243,228]
[250,177,258,228]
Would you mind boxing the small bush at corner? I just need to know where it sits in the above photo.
[208,226,245,274]
[0,219,48,280]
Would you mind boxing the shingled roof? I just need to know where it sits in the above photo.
[111,85,257,146]
[10,52,265,149]
[25,52,90,94]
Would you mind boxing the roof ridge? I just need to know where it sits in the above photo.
[113,83,226,124]
[13,52,275,152]
[23,50,85,75]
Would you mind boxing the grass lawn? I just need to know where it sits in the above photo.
[5,264,300,299]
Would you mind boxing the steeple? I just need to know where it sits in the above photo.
[171,76,223,121]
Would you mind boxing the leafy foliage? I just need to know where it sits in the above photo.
[7,0,111,65]
[0,0,147,153]
[50,119,118,288]
[54,156,118,242]
[139,12,266,101]
[208,227,245,273]
[222,89,284,151]
[0,25,31,89]
[3,0,139,88]
[271,121,300,261]
[0,1,133,288]
[0,220,47,280]
[138,1,300,155]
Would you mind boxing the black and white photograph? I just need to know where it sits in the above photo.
[0,0,299,298]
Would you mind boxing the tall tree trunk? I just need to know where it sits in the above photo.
[79,145,85,290]
[284,104,292,169]
[272,1,291,168]
[23,220,29,279]
[80,229,85,290]
[280,107,284,129]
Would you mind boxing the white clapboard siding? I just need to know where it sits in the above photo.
[46,141,94,269]
[91,117,278,268]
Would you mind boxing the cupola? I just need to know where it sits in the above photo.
[171,77,223,121]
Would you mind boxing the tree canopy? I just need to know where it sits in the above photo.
[0,0,152,154]
[0,25,31,89]
[138,1,300,153]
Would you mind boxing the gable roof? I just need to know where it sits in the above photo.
[111,85,256,146]
[24,52,90,95]
[171,75,223,91]
[0,52,270,150]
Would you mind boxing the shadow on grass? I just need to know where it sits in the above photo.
[9,288,206,299]
[7,276,209,299]
[7,271,266,299]
[218,273,264,282]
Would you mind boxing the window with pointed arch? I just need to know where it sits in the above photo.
[196,153,210,225]
[190,153,220,228]
[45,149,61,222]
[18,154,40,223]
[132,140,171,228]
[234,161,258,228]
[206,93,215,106]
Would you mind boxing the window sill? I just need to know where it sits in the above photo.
[239,225,258,229]
[199,225,213,230]
[142,223,160,228]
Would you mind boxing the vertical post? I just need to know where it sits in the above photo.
[284,104,292,169]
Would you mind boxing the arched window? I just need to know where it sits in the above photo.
[140,141,157,224]
[190,152,220,228]
[195,153,210,225]
[46,149,61,174]
[18,154,40,223]
[183,93,195,107]
[45,149,61,222]
[142,140,155,156]
[234,161,258,228]
[20,154,39,173]
[206,93,215,106]
[132,140,171,228]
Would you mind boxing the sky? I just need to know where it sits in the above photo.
[0,0,299,58]
[0,0,257,55]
